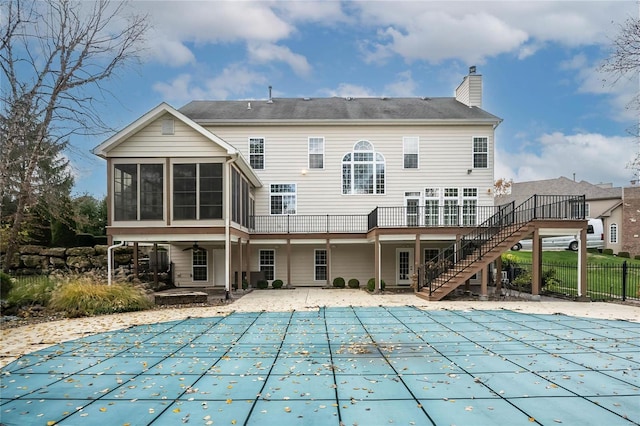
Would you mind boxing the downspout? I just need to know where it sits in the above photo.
[107,240,126,286]
[225,154,238,300]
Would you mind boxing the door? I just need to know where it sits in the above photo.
[405,192,421,226]
[396,248,414,286]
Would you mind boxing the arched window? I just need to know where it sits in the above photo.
[609,223,618,244]
[342,141,385,194]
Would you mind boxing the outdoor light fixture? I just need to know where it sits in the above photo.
[467,169,472,174]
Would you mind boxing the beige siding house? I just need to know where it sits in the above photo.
[94,70,590,300]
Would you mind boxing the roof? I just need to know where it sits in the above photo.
[497,176,622,206]
[92,103,262,188]
[178,97,502,124]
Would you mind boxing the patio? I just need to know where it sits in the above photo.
[1,305,638,425]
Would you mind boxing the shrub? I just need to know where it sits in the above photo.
[242,279,248,290]
[603,248,614,255]
[0,271,14,298]
[618,251,630,258]
[6,275,56,307]
[49,277,152,318]
[348,278,359,289]
[635,255,640,261]
[272,279,284,289]
[332,277,345,288]
[366,278,385,292]
[256,279,269,289]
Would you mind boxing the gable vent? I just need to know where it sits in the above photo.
[161,118,174,135]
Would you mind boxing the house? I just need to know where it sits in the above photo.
[94,69,587,300]
[497,177,622,252]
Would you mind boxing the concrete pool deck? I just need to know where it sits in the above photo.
[1,289,639,425]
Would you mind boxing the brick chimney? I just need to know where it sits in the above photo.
[455,66,482,108]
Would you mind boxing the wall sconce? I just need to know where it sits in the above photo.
[467,169,472,174]
[301,169,308,176]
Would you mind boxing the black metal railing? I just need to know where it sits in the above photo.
[419,195,586,296]
[373,205,502,228]
[251,214,369,233]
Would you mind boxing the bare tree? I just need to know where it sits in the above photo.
[494,177,513,198]
[601,13,640,181]
[0,0,148,271]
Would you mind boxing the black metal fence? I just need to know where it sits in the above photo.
[512,261,639,302]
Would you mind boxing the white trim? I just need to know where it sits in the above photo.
[308,136,325,170]
[472,136,489,169]
[609,223,618,244]
[314,248,328,281]
[259,249,276,281]
[402,136,419,169]
[249,136,265,170]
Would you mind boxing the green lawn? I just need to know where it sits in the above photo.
[501,250,639,300]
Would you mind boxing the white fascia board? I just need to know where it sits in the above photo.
[420,234,458,241]
[109,234,227,243]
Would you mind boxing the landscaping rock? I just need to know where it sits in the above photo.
[66,256,92,270]
[21,255,47,269]
[66,247,96,256]
[42,247,67,257]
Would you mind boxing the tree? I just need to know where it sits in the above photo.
[494,178,513,198]
[601,14,640,181]
[0,0,148,271]
[73,194,107,236]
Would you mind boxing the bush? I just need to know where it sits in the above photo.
[272,279,284,289]
[256,280,269,289]
[242,279,248,290]
[348,278,359,289]
[618,251,630,258]
[333,277,345,288]
[603,248,614,255]
[366,278,385,292]
[6,275,56,308]
[635,255,640,261]
[0,271,14,298]
[49,277,152,318]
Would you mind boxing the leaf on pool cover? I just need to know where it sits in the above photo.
[173,408,181,413]
[226,398,232,404]
[529,417,536,422]
[99,407,107,412]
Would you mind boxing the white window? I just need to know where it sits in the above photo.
[443,188,459,225]
[610,223,618,244]
[249,137,265,169]
[270,184,296,215]
[162,118,175,135]
[424,188,440,226]
[403,136,419,169]
[462,188,478,225]
[314,249,327,281]
[259,249,275,281]
[308,137,324,169]
[342,140,385,195]
[473,137,488,168]
[192,248,208,281]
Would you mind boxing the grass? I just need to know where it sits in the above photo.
[4,275,154,318]
[5,275,57,307]
[502,250,640,300]
[49,277,153,318]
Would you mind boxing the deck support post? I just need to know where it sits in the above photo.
[531,228,541,301]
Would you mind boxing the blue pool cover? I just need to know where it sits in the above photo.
[1,307,639,425]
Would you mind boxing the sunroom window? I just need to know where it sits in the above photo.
[114,163,163,221]
[173,163,222,220]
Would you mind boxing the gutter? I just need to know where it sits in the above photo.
[107,240,126,286]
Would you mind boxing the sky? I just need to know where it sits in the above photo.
[66,0,640,197]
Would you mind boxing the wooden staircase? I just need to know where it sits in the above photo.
[416,195,586,301]
[416,223,533,301]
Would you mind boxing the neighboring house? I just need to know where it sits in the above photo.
[94,70,585,300]
[497,176,622,252]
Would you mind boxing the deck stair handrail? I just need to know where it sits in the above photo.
[422,194,586,296]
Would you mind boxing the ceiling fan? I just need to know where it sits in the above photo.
[183,242,201,252]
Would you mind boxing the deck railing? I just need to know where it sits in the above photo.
[250,205,505,233]
[419,194,586,295]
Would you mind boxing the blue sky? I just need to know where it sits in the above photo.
[70,0,639,197]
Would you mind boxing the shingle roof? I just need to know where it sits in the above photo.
[498,176,622,206]
[178,97,501,123]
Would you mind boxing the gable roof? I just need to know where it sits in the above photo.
[92,103,262,187]
[498,176,622,206]
[179,97,502,125]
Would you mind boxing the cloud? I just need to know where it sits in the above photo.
[323,83,375,98]
[152,66,268,102]
[247,42,311,76]
[496,132,636,186]
[384,71,418,97]
[355,2,633,65]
